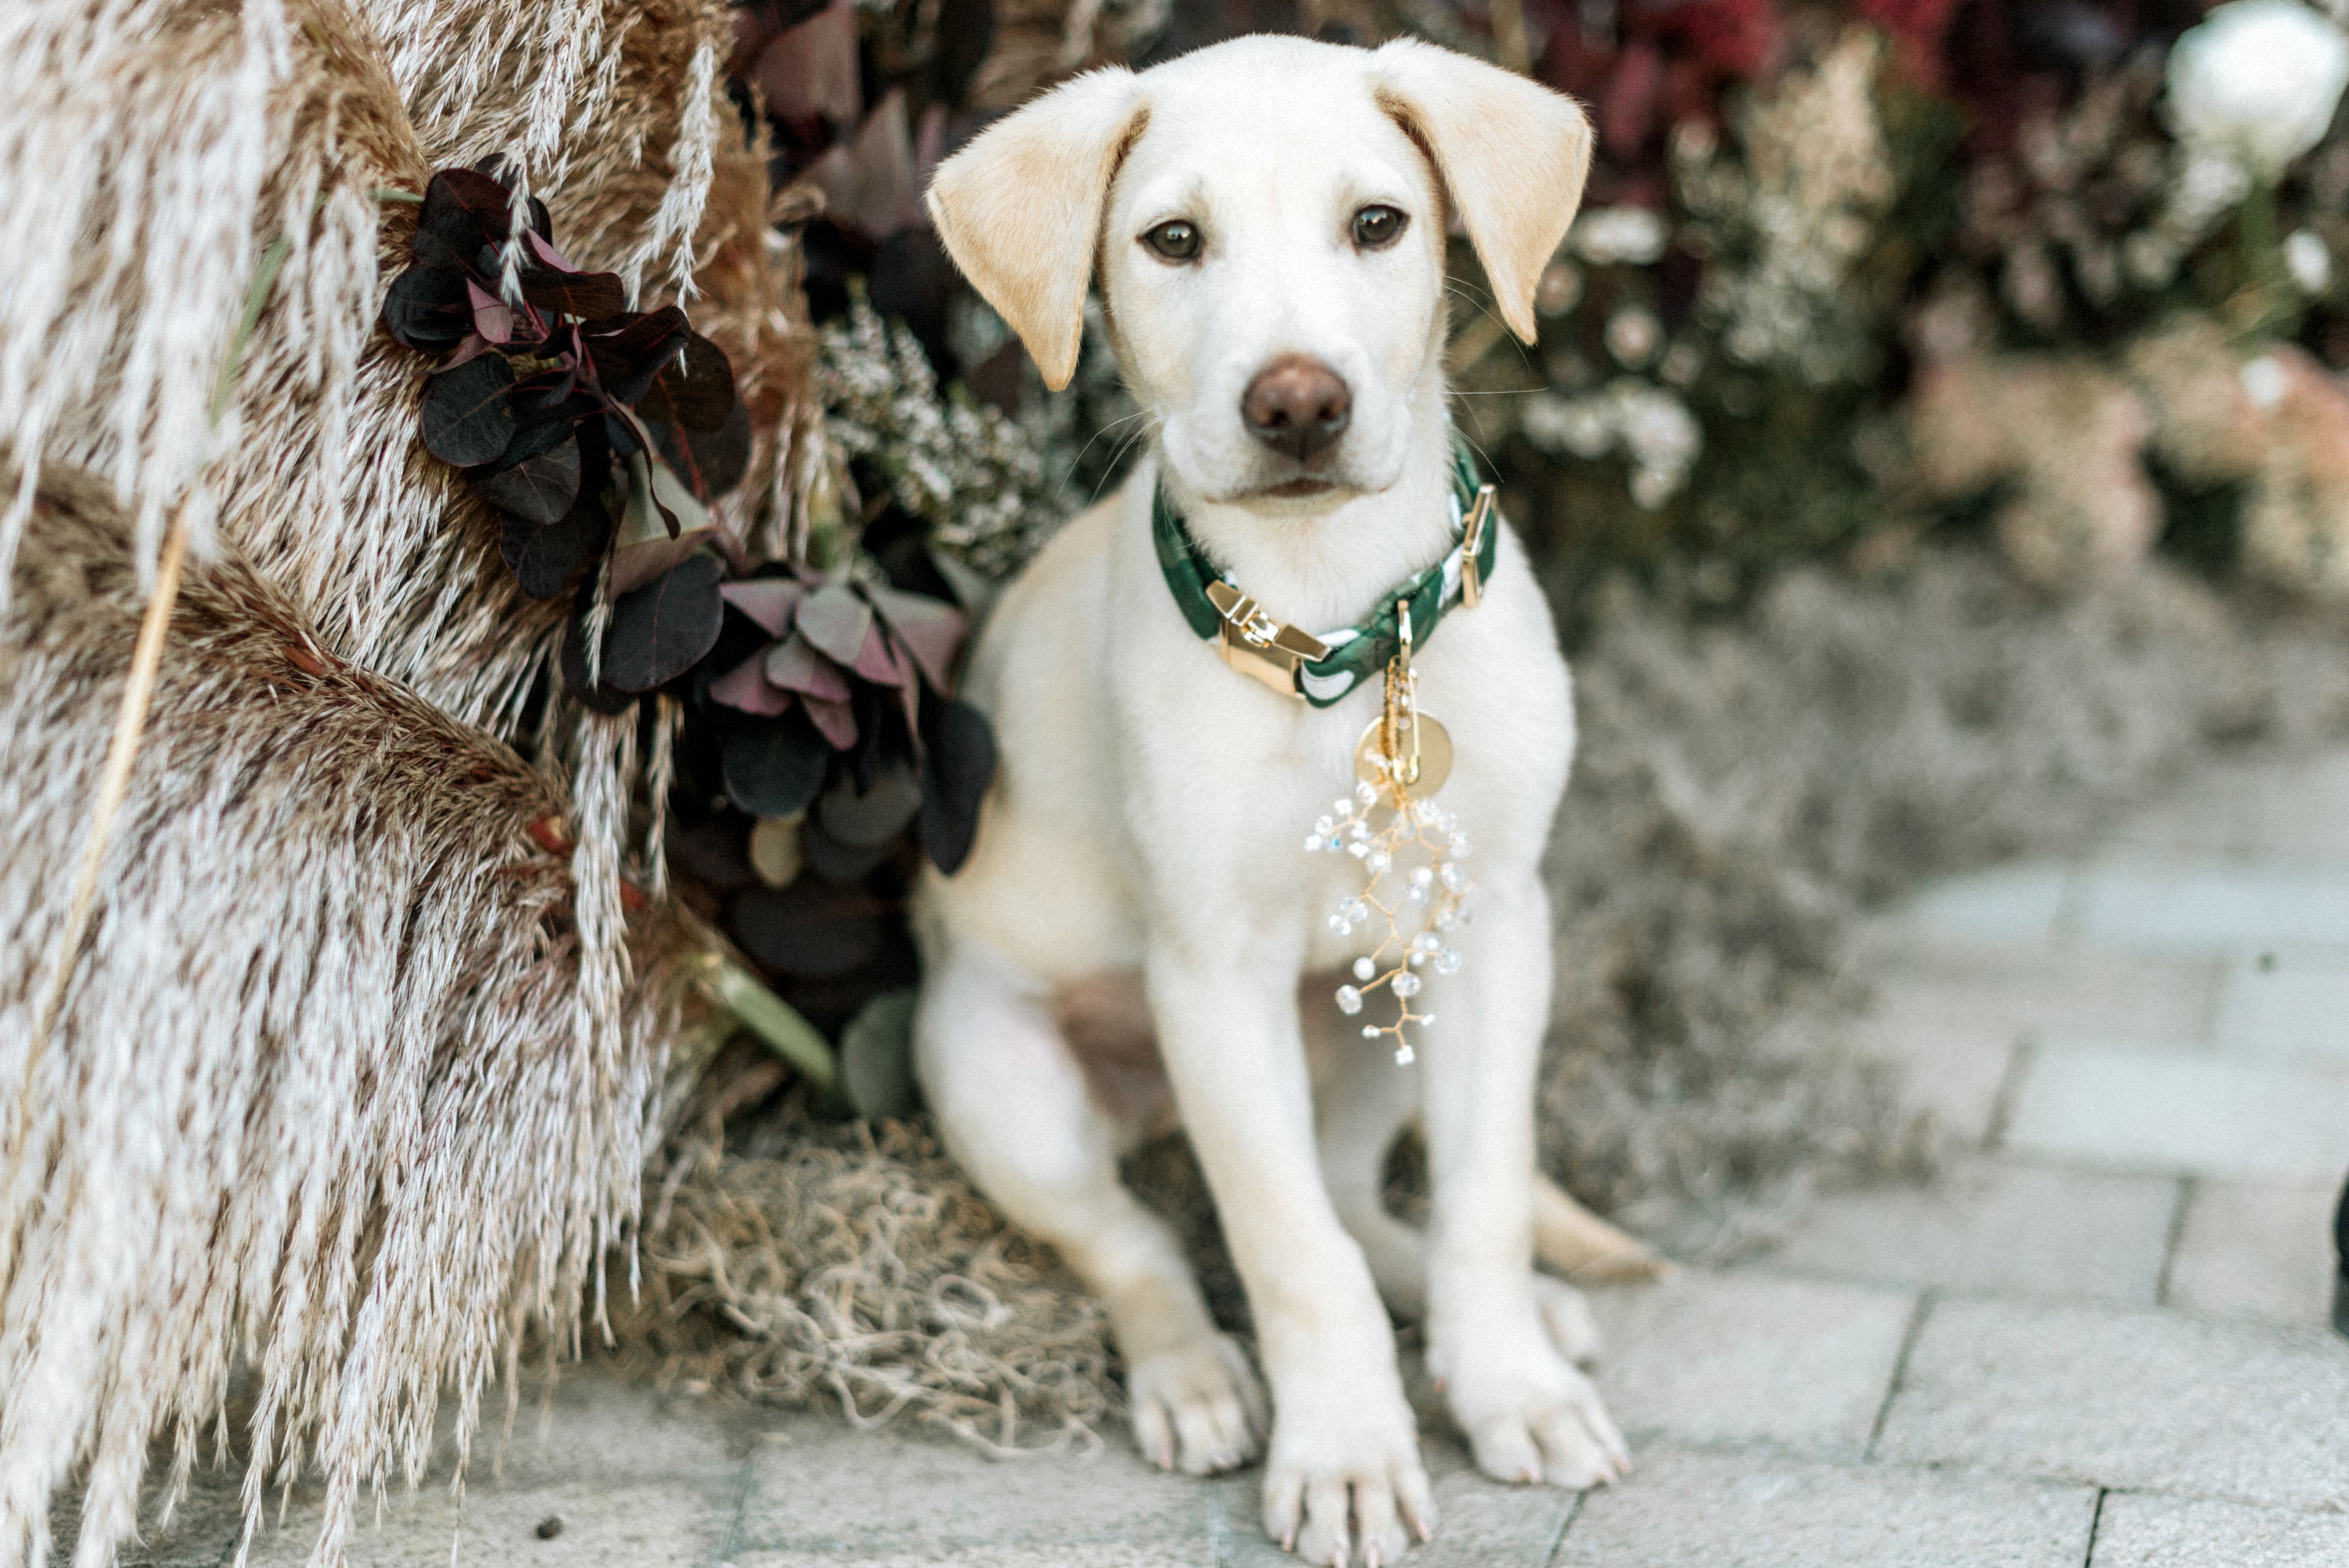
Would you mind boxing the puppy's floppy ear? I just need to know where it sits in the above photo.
[1370,39,1593,344]
[925,69,1148,391]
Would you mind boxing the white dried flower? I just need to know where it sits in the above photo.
[2285,227,2334,292]
[2165,0,2349,180]
[1605,306,1663,368]
[1572,205,1670,265]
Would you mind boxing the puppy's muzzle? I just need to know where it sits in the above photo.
[1242,354,1351,464]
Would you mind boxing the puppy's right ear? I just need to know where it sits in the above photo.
[926,70,1147,391]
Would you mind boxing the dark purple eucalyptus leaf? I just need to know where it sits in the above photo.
[527,194,552,239]
[600,552,725,693]
[798,818,894,882]
[817,760,924,847]
[636,333,738,431]
[519,267,628,322]
[721,708,833,818]
[646,400,752,501]
[381,264,470,349]
[420,167,516,250]
[499,480,611,601]
[420,352,517,467]
[919,698,995,875]
[466,279,516,345]
[672,816,757,892]
[560,590,638,715]
[591,307,694,404]
[521,227,582,275]
[470,429,582,523]
[727,876,884,977]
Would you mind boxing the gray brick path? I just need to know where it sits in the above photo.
[123,747,2349,1565]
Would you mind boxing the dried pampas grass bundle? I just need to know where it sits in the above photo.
[0,465,717,1568]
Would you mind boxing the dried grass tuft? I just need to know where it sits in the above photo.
[613,1117,1116,1455]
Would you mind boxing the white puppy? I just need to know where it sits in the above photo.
[915,34,1629,1566]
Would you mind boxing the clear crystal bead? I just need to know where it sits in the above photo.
[1313,815,1335,837]
[1440,862,1466,891]
[1449,834,1472,856]
[1410,866,1434,887]
[1366,851,1392,874]
[1339,898,1370,924]
[1412,931,1441,953]
[1327,914,1353,935]
[1434,908,1458,930]
[1392,972,1422,999]
[1335,985,1363,1015]
[1413,800,1439,824]
[1435,948,1462,974]
[1353,956,1376,981]
[1407,884,1428,904]
[1356,781,1378,805]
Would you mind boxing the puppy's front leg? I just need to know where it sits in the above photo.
[1421,875,1631,1489]
[1148,939,1433,1567]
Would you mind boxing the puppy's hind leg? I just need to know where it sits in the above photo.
[914,939,1264,1474]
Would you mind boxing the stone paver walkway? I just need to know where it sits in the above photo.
[127,749,2349,1566]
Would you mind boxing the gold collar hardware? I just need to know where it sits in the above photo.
[1204,579,1334,698]
[1460,484,1495,608]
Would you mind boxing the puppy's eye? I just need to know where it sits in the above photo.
[1142,220,1201,262]
[1352,204,1408,251]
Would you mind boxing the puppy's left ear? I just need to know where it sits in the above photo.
[926,69,1148,391]
[1370,39,1592,344]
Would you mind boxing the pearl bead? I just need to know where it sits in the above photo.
[1353,956,1376,981]
[1360,1025,1380,1039]
[1327,914,1353,936]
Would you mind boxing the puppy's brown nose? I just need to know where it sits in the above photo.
[1242,355,1351,462]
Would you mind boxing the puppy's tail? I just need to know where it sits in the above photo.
[1532,1177,1668,1284]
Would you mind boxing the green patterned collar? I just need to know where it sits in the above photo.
[1152,445,1499,708]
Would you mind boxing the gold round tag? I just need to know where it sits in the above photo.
[1355,712,1453,799]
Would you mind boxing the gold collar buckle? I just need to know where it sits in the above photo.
[1205,580,1332,698]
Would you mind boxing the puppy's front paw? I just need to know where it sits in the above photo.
[1129,1333,1266,1474]
[1261,1382,1433,1567]
[1437,1330,1629,1491]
